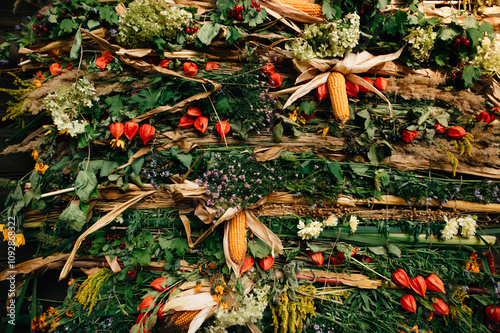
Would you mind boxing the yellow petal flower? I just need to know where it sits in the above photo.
[31,149,39,160]
[14,233,25,247]
[318,127,329,138]
[111,139,125,150]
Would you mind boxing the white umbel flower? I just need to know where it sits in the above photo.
[458,215,477,238]
[441,216,459,240]
[349,215,359,233]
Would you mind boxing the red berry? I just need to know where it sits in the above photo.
[461,36,467,43]
[65,0,70,4]
[250,3,254,8]
[112,234,117,239]
[119,244,125,249]
[256,7,260,12]
[454,38,460,44]
[33,26,38,32]
[451,72,457,79]
[463,39,470,46]
[126,270,133,276]
[193,26,198,32]
[106,236,111,241]
[120,242,125,246]
[43,27,48,33]
[256,3,260,7]
[130,273,137,279]
[233,6,239,12]
[359,9,365,14]
[252,0,256,4]
[61,10,65,15]
[239,6,244,11]
[238,13,243,19]
[116,235,121,240]
[37,33,42,37]
[37,13,42,19]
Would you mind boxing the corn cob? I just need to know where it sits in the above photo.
[228,211,246,263]
[327,72,350,124]
[276,0,323,17]
[173,310,201,326]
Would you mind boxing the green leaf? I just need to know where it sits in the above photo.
[479,21,494,39]
[462,17,479,30]
[434,113,449,127]
[462,65,481,88]
[243,7,266,27]
[69,30,82,59]
[299,101,315,116]
[273,122,283,142]
[59,203,86,232]
[322,1,337,20]
[286,246,301,260]
[368,246,386,255]
[60,19,78,34]
[87,20,100,30]
[387,244,401,258]
[10,185,25,217]
[349,162,370,176]
[74,170,98,202]
[306,242,327,253]
[417,109,432,125]
[29,171,42,189]
[132,248,152,266]
[324,161,343,183]
[436,26,460,41]
[197,23,222,45]
[100,161,119,177]
[424,128,435,145]
[99,6,119,24]
[152,37,167,56]
[170,238,190,256]
[105,95,123,118]
[131,156,144,177]
[367,145,379,166]
[226,26,242,44]
[215,95,233,113]
[170,146,192,169]
[247,238,272,259]
[357,109,371,129]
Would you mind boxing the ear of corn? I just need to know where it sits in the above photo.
[276,0,323,17]
[327,72,350,124]
[173,310,201,326]
[228,211,246,264]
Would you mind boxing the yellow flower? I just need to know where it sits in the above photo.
[47,307,57,316]
[36,71,46,80]
[0,224,4,232]
[2,228,9,241]
[14,233,25,247]
[317,127,330,138]
[34,79,42,88]
[194,281,202,293]
[66,309,73,318]
[110,139,125,150]
[220,301,228,309]
[34,162,49,174]
[31,149,39,160]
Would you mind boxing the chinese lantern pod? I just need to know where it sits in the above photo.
[402,129,417,143]
[345,81,359,98]
[316,83,328,100]
[140,124,155,144]
[50,63,62,76]
[358,77,373,93]
[150,277,168,292]
[392,268,410,288]
[310,252,324,267]
[194,116,208,133]
[269,73,283,88]
[110,122,124,139]
[410,276,427,298]
[240,256,254,274]
[159,59,170,68]
[426,274,446,294]
[374,77,387,91]
[138,295,155,311]
[187,106,202,117]
[205,62,220,70]
[215,121,231,139]
[434,122,446,133]
[486,306,500,324]
[447,126,466,139]
[178,115,194,129]
[400,295,416,313]
[157,303,167,321]
[183,62,198,76]
[124,121,139,140]
[261,62,275,75]
[259,255,274,271]
[432,298,449,315]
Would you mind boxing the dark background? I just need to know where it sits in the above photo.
[0,1,67,332]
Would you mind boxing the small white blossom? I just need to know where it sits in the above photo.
[441,216,459,240]
[297,220,323,240]
[403,26,437,61]
[458,215,477,238]
[472,36,500,77]
[349,215,358,233]
[323,214,339,227]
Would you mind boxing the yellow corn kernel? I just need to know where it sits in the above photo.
[276,0,323,17]
[327,72,350,124]
[228,211,246,263]
[174,310,201,326]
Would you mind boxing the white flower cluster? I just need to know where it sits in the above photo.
[286,12,360,61]
[297,219,323,240]
[117,0,192,48]
[206,285,271,332]
[323,214,339,227]
[403,26,437,61]
[472,36,500,77]
[441,215,477,240]
[349,215,359,233]
[43,78,98,137]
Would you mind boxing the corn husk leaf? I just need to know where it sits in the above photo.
[297,270,382,289]
[260,0,325,23]
[245,210,284,256]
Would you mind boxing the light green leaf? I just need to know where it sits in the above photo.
[462,17,479,30]
[70,30,82,59]
[75,170,98,202]
[387,244,401,258]
[197,23,222,45]
[87,20,100,30]
[273,122,283,142]
[368,246,386,255]
[306,242,327,253]
[59,203,86,232]
[248,238,272,259]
